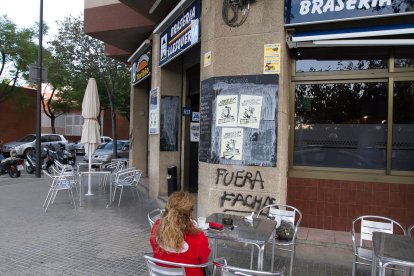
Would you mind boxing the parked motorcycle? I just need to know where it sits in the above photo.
[25,148,47,174]
[42,143,76,173]
[0,150,24,178]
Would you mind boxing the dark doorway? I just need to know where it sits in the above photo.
[187,65,200,193]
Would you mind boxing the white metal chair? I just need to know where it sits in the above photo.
[43,166,77,212]
[101,160,124,190]
[143,253,211,276]
[147,208,165,228]
[256,204,302,276]
[213,257,284,276]
[351,215,406,276]
[112,168,140,207]
[408,224,414,237]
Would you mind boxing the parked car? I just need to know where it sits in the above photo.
[69,136,112,155]
[1,134,68,157]
[83,140,129,164]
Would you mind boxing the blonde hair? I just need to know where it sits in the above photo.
[154,192,199,252]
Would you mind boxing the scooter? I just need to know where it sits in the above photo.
[25,148,47,174]
[0,150,24,178]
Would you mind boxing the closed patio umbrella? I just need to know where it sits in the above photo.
[80,78,101,196]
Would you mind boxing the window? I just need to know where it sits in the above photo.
[392,81,414,171]
[291,47,414,173]
[65,115,83,136]
[294,82,387,169]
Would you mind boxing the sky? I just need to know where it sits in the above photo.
[1,0,84,41]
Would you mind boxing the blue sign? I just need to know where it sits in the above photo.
[182,106,192,116]
[285,0,414,25]
[159,0,200,67]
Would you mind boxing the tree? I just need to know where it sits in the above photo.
[48,15,130,157]
[0,15,38,103]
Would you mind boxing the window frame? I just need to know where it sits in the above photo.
[289,49,414,180]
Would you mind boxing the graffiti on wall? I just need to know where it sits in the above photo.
[215,168,276,213]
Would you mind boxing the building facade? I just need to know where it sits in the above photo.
[84,0,414,231]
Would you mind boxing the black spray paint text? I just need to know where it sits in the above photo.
[216,168,264,190]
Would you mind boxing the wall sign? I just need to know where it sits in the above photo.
[200,75,279,167]
[159,0,200,67]
[182,106,192,116]
[192,111,200,122]
[131,46,151,85]
[285,0,414,25]
[160,96,179,151]
[190,122,200,142]
[149,88,160,134]
[263,44,281,74]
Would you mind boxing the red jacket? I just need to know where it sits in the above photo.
[150,220,211,276]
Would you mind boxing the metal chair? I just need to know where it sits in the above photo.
[143,253,211,276]
[43,166,77,212]
[101,160,124,190]
[147,208,165,228]
[256,204,302,276]
[351,215,406,276]
[112,168,140,207]
[408,224,414,237]
[213,257,284,276]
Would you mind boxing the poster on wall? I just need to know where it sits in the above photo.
[220,128,243,160]
[263,43,281,74]
[190,122,200,142]
[238,95,262,129]
[216,95,238,127]
[149,88,159,134]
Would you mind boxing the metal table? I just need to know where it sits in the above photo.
[371,232,414,276]
[205,213,277,270]
[78,171,111,207]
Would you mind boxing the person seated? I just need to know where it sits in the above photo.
[150,191,211,276]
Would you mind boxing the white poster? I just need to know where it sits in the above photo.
[216,95,238,127]
[190,122,199,142]
[237,95,262,129]
[220,128,243,160]
[149,88,159,134]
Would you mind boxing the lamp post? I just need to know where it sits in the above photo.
[35,0,43,177]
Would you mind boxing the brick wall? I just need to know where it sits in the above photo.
[287,177,414,231]
[0,89,36,145]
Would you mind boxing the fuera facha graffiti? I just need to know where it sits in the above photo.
[215,168,276,213]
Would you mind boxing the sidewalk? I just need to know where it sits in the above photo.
[0,174,374,275]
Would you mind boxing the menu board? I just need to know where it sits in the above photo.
[199,75,278,167]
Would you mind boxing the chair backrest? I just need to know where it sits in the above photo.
[407,224,414,237]
[148,208,165,227]
[144,253,210,276]
[213,258,284,276]
[351,215,406,248]
[256,204,302,231]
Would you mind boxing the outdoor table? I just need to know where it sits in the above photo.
[205,213,277,270]
[371,232,414,276]
[78,171,111,207]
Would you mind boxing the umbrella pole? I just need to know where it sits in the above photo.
[86,148,94,196]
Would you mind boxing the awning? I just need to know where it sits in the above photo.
[287,24,414,48]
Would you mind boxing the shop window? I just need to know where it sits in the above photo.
[294,82,387,169]
[295,47,387,73]
[392,81,414,171]
[395,47,414,69]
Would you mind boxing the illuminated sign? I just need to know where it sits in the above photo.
[132,46,151,85]
[159,0,200,67]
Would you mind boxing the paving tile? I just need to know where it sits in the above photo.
[0,173,389,276]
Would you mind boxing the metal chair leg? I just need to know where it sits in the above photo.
[289,246,295,276]
[118,186,124,207]
[352,256,357,276]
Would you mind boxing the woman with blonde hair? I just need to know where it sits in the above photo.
[150,191,210,276]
